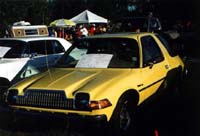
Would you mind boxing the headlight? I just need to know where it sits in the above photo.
[74,93,90,110]
[6,89,18,104]
[74,93,112,111]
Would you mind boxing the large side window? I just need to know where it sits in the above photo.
[141,36,164,67]
[1,40,27,58]
[51,40,65,53]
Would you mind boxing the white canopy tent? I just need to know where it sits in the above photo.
[70,10,108,24]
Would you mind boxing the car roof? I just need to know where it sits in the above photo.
[86,32,154,39]
[0,36,65,42]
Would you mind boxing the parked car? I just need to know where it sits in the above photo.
[111,16,162,33]
[0,36,71,85]
[4,32,184,135]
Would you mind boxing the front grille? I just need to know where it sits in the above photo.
[8,89,74,110]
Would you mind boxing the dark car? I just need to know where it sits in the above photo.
[111,16,162,33]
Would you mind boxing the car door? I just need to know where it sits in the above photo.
[138,35,169,101]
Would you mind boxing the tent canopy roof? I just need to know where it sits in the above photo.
[70,10,108,24]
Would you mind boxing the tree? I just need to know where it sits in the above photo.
[0,0,49,26]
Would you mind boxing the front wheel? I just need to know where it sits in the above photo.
[108,95,136,136]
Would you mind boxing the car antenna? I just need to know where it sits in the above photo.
[44,41,53,80]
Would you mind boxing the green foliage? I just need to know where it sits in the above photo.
[0,0,140,26]
[0,0,196,28]
[0,0,49,26]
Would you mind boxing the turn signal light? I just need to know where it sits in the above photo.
[90,99,112,110]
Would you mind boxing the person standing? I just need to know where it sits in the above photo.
[89,24,96,36]
[80,25,88,37]
[58,28,63,38]
[53,28,57,37]
[50,28,57,37]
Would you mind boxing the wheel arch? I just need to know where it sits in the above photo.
[159,65,183,92]
[109,89,139,121]
[118,89,139,106]
[166,66,183,84]
[108,89,139,135]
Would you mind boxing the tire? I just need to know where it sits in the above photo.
[108,94,137,136]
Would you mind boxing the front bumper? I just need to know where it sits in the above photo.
[0,105,107,128]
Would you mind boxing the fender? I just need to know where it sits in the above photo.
[138,66,182,109]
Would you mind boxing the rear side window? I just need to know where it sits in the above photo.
[141,36,164,67]
[0,40,26,58]
[51,40,65,53]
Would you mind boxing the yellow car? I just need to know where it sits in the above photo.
[5,32,184,135]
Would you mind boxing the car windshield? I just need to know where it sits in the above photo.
[0,40,27,58]
[57,38,139,68]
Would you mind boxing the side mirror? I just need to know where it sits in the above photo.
[29,52,38,59]
[148,62,154,69]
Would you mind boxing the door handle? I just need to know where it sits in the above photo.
[137,84,143,87]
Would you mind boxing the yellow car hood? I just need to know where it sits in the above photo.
[16,68,132,98]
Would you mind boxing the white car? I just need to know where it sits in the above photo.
[0,36,71,84]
